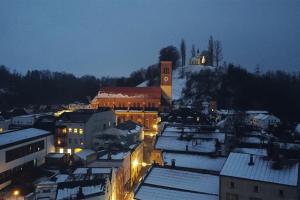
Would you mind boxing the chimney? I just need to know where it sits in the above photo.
[171,159,176,168]
[107,151,112,160]
[186,145,189,151]
[248,154,254,166]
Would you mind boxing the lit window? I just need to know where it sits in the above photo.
[74,148,82,153]
[62,128,67,133]
[79,129,84,135]
[57,140,61,145]
[59,148,64,153]
[74,128,78,133]
[0,128,3,133]
[68,128,72,133]
[67,149,72,155]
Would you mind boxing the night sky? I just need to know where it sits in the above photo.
[0,0,299,77]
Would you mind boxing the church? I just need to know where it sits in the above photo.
[90,61,172,131]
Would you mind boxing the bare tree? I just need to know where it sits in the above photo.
[213,40,223,67]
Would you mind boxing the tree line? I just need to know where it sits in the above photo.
[183,64,300,123]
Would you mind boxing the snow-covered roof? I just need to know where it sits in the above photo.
[46,153,65,159]
[56,174,69,183]
[155,136,216,153]
[162,131,225,143]
[0,128,50,148]
[136,80,149,87]
[94,87,161,99]
[253,113,270,120]
[100,152,128,160]
[74,149,96,160]
[56,185,104,200]
[141,167,219,195]
[245,110,269,115]
[233,148,268,156]
[240,136,266,144]
[220,153,299,186]
[135,185,218,200]
[73,168,111,175]
[163,152,226,172]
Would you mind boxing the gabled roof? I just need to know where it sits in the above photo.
[95,86,161,99]
[58,109,111,123]
[220,152,299,186]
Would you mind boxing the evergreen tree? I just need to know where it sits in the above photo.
[191,44,196,57]
[180,39,186,66]
[207,35,214,66]
[213,40,223,67]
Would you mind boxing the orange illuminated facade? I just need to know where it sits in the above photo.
[90,61,172,131]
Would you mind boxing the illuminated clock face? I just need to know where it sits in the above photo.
[164,76,169,82]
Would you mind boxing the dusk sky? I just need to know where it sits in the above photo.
[0,0,299,77]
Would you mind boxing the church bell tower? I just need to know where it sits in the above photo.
[160,61,172,106]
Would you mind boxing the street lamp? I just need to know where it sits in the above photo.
[13,189,19,200]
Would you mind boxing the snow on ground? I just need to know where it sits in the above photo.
[137,80,149,87]
[172,65,215,100]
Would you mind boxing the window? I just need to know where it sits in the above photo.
[74,128,78,133]
[230,182,235,188]
[62,128,67,134]
[5,140,44,162]
[279,190,284,197]
[226,193,239,200]
[74,139,78,144]
[68,128,72,133]
[69,138,72,144]
[0,128,3,133]
[103,124,106,130]
[79,128,84,135]
[253,186,259,193]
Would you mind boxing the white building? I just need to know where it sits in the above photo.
[0,128,54,190]
[55,109,116,154]
[220,152,299,200]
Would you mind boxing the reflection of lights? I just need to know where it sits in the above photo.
[153,124,157,129]
[13,190,19,196]
[132,159,138,167]
[142,162,147,167]
[150,133,154,137]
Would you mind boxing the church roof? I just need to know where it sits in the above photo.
[96,87,161,99]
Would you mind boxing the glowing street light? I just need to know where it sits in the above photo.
[13,190,19,196]
[132,159,138,167]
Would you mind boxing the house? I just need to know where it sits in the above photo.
[0,128,54,190]
[134,166,219,200]
[251,114,280,130]
[220,152,299,200]
[36,167,112,200]
[10,113,51,129]
[88,142,144,200]
[90,61,173,131]
[55,108,115,154]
